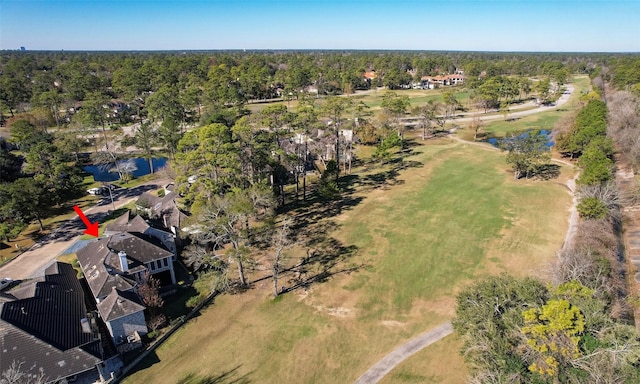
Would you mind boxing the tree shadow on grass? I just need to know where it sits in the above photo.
[342,157,423,195]
[125,350,161,373]
[176,366,252,384]
[278,216,365,294]
[534,163,561,180]
[267,149,421,295]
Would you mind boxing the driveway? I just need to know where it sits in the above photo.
[0,178,170,280]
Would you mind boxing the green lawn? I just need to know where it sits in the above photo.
[124,139,572,384]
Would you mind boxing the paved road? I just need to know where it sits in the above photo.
[454,84,574,124]
[0,178,170,280]
[354,322,453,384]
[399,84,574,127]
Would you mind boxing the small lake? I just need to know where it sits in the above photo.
[486,129,554,149]
[83,157,167,182]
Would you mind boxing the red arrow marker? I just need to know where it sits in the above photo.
[73,205,99,238]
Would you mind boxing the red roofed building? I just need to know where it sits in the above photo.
[420,74,465,89]
[363,70,377,80]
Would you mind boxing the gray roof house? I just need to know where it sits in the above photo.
[97,287,147,348]
[77,232,176,345]
[104,211,177,259]
[0,262,121,383]
[135,189,187,235]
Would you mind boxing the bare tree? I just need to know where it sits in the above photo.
[569,324,640,383]
[412,100,443,140]
[607,90,640,169]
[1,360,47,384]
[469,112,484,141]
[137,271,164,313]
[577,181,622,221]
[551,248,610,294]
[197,184,274,286]
[272,217,292,297]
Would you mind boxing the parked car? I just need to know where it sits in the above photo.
[0,278,13,290]
[87,187,103,195]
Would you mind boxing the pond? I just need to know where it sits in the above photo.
[83,157,168,182]
[486,129,554,149]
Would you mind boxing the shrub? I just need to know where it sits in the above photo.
[577,197,608,219]
[186,295,205,309]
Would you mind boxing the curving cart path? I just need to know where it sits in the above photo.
[354,322,453,384]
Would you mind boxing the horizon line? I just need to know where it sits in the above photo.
[2,48,639,54]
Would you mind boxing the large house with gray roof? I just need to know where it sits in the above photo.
[76,224,177,345]
[0,262,121,383]
[104,210,177,258]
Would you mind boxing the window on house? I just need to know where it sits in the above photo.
[156,260,162,269]
[163,258,168,267]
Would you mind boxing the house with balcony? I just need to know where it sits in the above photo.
[105,211,177,259]
[76,231,176,345]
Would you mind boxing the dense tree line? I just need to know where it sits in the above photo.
[608,56,640,96]
[0,50,612,124]
[0,119,84,240]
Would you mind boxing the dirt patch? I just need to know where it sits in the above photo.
[381,320,406,328]
[410,296,456,320]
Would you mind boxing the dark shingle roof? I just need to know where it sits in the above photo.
[108,232,173,264]
[97,288,145,322]
[76,238,136,300]
[104,212,151,234]
[0,322,102,382]
[135,191,185,229]
[1,263,92,351]
[0,262,102,381]
[76,233,171,301]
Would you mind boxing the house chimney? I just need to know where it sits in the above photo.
[118,251,128,272]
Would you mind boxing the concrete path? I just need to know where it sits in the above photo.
[0,178,170,279]
[400,84,574,127]
[354,322,453,384]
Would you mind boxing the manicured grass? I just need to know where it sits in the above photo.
[123,139,573,384]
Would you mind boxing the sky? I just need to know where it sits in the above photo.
[0,0,638,52]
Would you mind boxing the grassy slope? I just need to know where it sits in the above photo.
[124,138,572,384]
